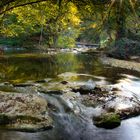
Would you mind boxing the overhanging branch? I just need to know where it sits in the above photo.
[0,0,47,15]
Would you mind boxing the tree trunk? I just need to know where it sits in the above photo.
[115,1,126,40]
[39,24,43,46]
[53,34,58,48]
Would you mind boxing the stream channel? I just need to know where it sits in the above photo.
[0,51,140,140]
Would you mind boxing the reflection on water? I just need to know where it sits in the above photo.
[0,52,140,83]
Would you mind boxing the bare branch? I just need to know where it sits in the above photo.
[0,0,47,15]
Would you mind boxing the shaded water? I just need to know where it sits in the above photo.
[1,115,140,140]
[0,52,140,83]
[0,52,140,140]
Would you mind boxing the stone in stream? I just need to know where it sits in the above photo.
[0,91,53,132]
[0,84,18,93]
[104,96,140,119]
[0,82,12,86]
[37,81,72,95]
[72,79,96,94]
[79,84,140,128]
[81,86,117,107]
[93,113,121,129]
[60,81,69,85]
[38,89,63,95]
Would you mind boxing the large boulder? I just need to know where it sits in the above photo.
[0,91,53,132]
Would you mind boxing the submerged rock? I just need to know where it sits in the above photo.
[93,113,121,129]
[13,83,34,87]
[35,78,52,83]
[0,91,53,132]
[37,81,72,95]
[39,89,63,95]
[60,81,69,85]
[58,72,95,81]
[0,85,18,93]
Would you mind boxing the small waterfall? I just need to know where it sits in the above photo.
[43,94,66,113]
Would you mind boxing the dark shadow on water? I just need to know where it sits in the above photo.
[0,52,140,84]
[0,115,140,140]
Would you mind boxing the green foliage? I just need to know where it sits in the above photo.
[57,27,80,48]
[107,38,140,59]
[0,1,81,48]
[0,0,140,50]
[57,36,76,48]
[0,37,24,46]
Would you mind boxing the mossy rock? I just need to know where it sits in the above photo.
[93,113,121,129]
[0,114,53,132]
[6,124,53,132]
[38,89,63,95]
[82,96,102,108]
[0,86,18,92]
[0,114,44,125]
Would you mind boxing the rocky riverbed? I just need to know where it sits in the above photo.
[0,72,140,132]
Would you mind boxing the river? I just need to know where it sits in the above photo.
[0,51,140,140]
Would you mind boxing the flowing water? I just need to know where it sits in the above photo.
[0,51,140,140]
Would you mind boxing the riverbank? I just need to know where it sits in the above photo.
[101,56,140,72]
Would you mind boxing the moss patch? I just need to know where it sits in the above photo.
[0,86,18,92]
[0,114,53,132]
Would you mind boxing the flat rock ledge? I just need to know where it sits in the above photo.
[101,56,140,72]
[0,91,53,132]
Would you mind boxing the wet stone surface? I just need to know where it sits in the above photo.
[0,91,53,132]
